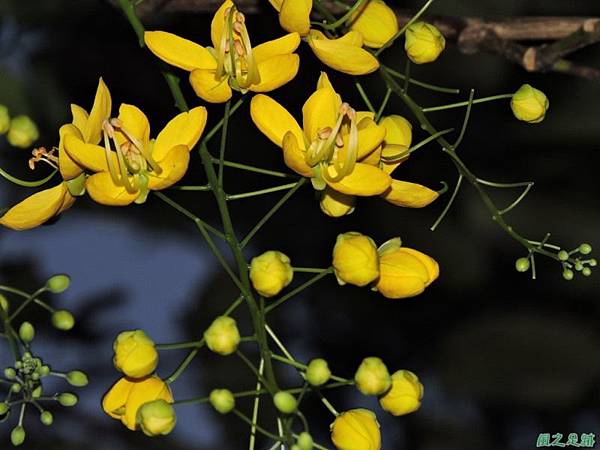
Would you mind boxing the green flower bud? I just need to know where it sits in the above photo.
[66,370,89,387]
[209,389,235,414]
[0,402,9,415]
[0,105,10,134]
[22,352,31,359]
[354,357,391,396]
[510,84,549,123]
[31,372,40,381]
[575,261,584,271]
[589,258,597,267]
[558,250,569,261]
[579,243,592,255]
[52,310,75,330]
[46,274,71,293]
[14,361,22,369]
[562,269,574,281]
[515,257,530,273]
[273,391,297,414]
[11,426,26,446]
[204,316,240,356]
[32,385,43,398]
[7,115,39,148]
[18,321,35,342]
[58,392,78,407]
[11,383,22,393]
[137,399,177,436]
[0,293,9,312]
[40,411,53,426]
[4,367,16,379]
[38,365,50,377]
[297,431,314,450]
[582,267,592,277]
[306,358,331,386]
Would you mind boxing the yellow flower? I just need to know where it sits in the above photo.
[102,376,173,431]
[6,115,38,148]
[251,72,391,210]
[270,0,312,37]
[113,330,158,379]
[332,232,379,287]
[250,250,294,297]
[511,84,549,123]
[354,357,391,396]
[330,409,381,450]
[0,78,111,230]
[405,21,445,64]
[307,30,379,75]
[144,1,300,103]
[204,316,240,355]
[350,0,398,49]
[137,399,177,436]
[379,370,424,416]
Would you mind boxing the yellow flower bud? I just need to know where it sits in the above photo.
[204,316,240,356]
[332,232,379,287]
[137,399,177,436]
[320,188,356,218]
[330,409,381,450]
[354,357,391,396]
[0,294,8,312]
[379,370,423,416]
[375,247,439,299]
[350,0,398,49]
[404,21,445,64]
[306,358,331,386]
[7,115,39,148]
[511,84,549,123]
[209,388,235,414]
[102,376,173,431]
[250,250,293,297]
[113,330,158,378]
[0,105,10,135]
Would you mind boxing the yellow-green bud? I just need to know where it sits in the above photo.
[404,21,445,64]
[515,257,530,273]
[306,358,331,386]
[511,84,549,123]
[379,370,424,416]
[332,232,379,287]
[40,411,53,426]
[582,267,592,277]
[66,370,89,387]
[204,316,240,356]
[11,383,22,393]
[7,115,39,148]
[563,269,574,281]
[354,357,391,396]
[0,105,10,134]
[558,250,569,261]
[209,389,235,414]
[46,274,70,293]
[137,399,177,436]
[11,426,26,446]
[32,385,43,398]
[589,259,597,267]
[113,330,158,378]
[19,321,35,342]
[575,261,584,271]
[0,402,9,415]
[579,243,592,255]
[58,392,78,407]
[0,293,8,312]
[51,310,75,330]
[250,250,294,297]
[5,367,16,379]
[273,391,297,414]
[297,431,314,450]
[38,365,50,376]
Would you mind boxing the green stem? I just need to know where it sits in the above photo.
[170,184,212,191]
[270,353,351,383]
[249,357,264,450]
[233,409,281,442]
[218,99,231,187]
[321,0,368,30]
[422,93,513,112]
[375,88,392,122]
[210,158,297,179]
[383,65,460,94]
[292,267,330,273]
[355,81,375,113]
[0,168,57,188]
[156,340,203,350]
[0,307,19,360]
[226,183,300,201]
[205,98,245,143]
[265,268,333,314]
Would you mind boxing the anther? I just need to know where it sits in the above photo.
[318,127,332,140]
[233,22,244,35]
[339,102,350,115]
[233,40,245,56]
[346,107,357,121]
[335,134,344,147]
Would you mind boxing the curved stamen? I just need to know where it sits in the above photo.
[103,121,124,187]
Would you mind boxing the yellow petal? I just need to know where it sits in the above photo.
[144,31,217,71]
[102,378,135,420]
[282,132,313,177]
[279,0,311,36]
[325,163,391,196]
[308,30,379,75]
[253,33,300,63]
[117,104,151,150]
[70,104,88,133]
[302,87,339,142]
[399,247,439,285]
[316,71,334,90]
[148,145,190,190]
[86,172,139,206]
[336,30,364,47]
[58,124,84,181]
[250,94,303,147]
[153,107,207,161]
[339,122,386,162]
[251,53,299,93]
[361,144,382,165]
[0,183,67,231]
[320,187,355,217]
[123,377,173,431]
[211,0,235,50]
[382,180,439,207]
[350,0,399,49]
[381,143,409,175]
[189,69,232,103]
[380,115,412,146]
[64,135,117,173]
[83,78,111,145]
[58,189,76,214]
[269,0,283,11]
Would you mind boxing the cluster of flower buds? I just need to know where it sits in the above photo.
[0,104,39,149]
[515,243,595,280]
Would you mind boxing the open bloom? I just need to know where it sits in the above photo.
[379,370,424,416]
[145,1,300,103]
[331,409,381,450]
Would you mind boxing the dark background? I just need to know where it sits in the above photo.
[0,0,599,449]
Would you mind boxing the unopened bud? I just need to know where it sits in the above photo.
[58,392,78,407]
[306,358,331,386]
[11,426,26,446]
[273,391,297,414]
[209,389,235,414]
[46,274,70,293]
[515,257,530,273]
[0,293,8,312]
[0,402,9,415]
[579,243,592,255]
[7,115,39,148]
[558,250,569,261]
[40,411,53,426]
[297,431,314,450]
[52,310,75,331]
[66,370,89,387]
[562,269,574,281]
[19,321,35,342]
[4,367,16,379]
[0,105,10,134]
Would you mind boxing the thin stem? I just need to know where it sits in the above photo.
[321,0,368,30]
[317,392,339,416]
[0,168,57,188]
[476,178,534,188]
[430,174,463,231]
[171,184,212,191]
[422,94,513,112]
[265,268,333,314]
[382,128,454,162]
[383,66,460,94]
[206,98,245,143]
[218,99,231,188]
[233,409,281,442]
[210,158,297,179]
[375,88,392,122]
[270,353,351,383]
[292,267,330,273]
[452,89,475,149]
[355,81,375,113]
[156,340,203,350]
[249,357,264,450]
[499,183,535,215]
[0,307,19,360]
[8,287,49,322]
[227,183,299,201]
[237,351,272,393]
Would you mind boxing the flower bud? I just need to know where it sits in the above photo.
[204,316,240,356]
[11,383,22,393]
[582,267,592,277]
[332,232,379,287]
[0,105,10,134]
[58,392,78,407]
[67,370,89,387]
[32,385,43,398]
[297,431,314,450]
[18,322,35,343]
[404,22,445,64]
[209,388,235,414]
[354,357,391,396]
[0,402,9,415]
[38,365,50,376]
[0,293,8,312]
[558,250,569,261]
[7,115,39,148]
[306,358,331,386]
[579,243,592,255]
[5,367,16,379]
[40,410,54,426]
[113,330,158,378]
[250,250,294,297]
[375,247,439,299]
[51,310,75,330]
[320,188,356,218]
[515,257,530,273]
[379,370,424,416]
[11,426,26,446]
[330,409,381,450]
[136,399,176,436]
[46,274,70,293]
[350,0,398,49]
[273,391,297,414]
[563,269,574,281]
[511,84,549,123]
[589,258,597,267]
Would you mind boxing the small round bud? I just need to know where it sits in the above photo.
[249,250,294,297]
[31,372,40,381]
[32,385,43,398]
[46,274,71,293]
[0,105,10,134]
[558,250,569,261]
[14,361,22,369]
[136,399,177,436]
[515,257,530,273]
[58,392,78,407]
[582,267,592,277]
[11,426,26,446]
[0,402,9,415]
[292,446,301,450]
[354,357,391,396]
[273,391,297,414]
[11,383,22,393]
[562,269,574,281]
[575,261,584,271]
[588,258,598,267]
[38,365,50,377]
[204,316,240,356]
[332,232,379,287]
[209,389,235,414]
[404,21,445,64]
[0,293,9,312]
[4,367,16,379]
[113,330,158,378]
[510,84,549,123]
[306,358,331,386]
[579,243,592,255]
[18,321,35,342]
[297,431,314,450]
[22,352,31,359]
[40,411,53,426]
[7,115,39,148]
[52,310,75,330]
[66,370,89,387]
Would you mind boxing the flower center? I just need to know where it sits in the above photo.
[29,147,59,170]
[215,7,260,91]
